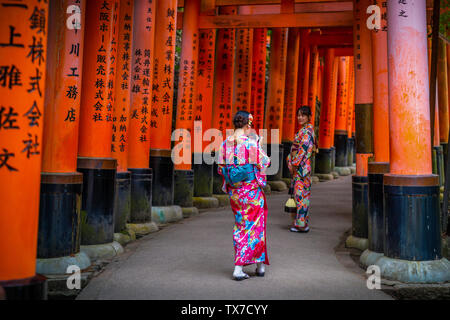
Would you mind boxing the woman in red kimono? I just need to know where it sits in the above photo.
[218,111,271,281]
[287,106,316,233]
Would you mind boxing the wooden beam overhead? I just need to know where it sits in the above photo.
[280,0,295,13]
[201,0,216,15]
[197,11,352,28]
[308,34,353,46]
[237,2,352,14]
[179,0,351,7]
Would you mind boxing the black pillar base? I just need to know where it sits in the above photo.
[212,151,225,194]
[331,146,336,171]
[384,174,441,261]
[38,172,83,259]
[77,157,117,246]
[149,151,174,206]
[442,143,448,179]
[368,162,389,253]
[334,132,349,167]
[174,170,194,207]
[129,168,152,223]
[282,141,293,179]
[352,175,369,239]
[433,145,445,187]
[315,148,333,174]
[114,171,131,232]
[0,274,47,300]
[267,143,284,181]
[347,137,355,167]
[193,153,213,197]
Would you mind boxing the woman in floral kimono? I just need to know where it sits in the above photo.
[287,106,316,233]
[218,111,271,281]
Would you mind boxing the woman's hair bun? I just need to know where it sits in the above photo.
[233,110,251,129]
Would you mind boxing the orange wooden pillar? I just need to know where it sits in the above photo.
[334,56,349,168]
[265,27,288,181]
[173,0,198,210]
[250,28,267,133]
[36,0,91,276]
[308,45,319,127]
[346,57,355,167]
[111,0,133,233]
[438,38,449,169]
[377,0,449,282]
[347,0,374,250]
[233,8,253,112]
[316,49,338,175]
[146,0,176,212]
[193,29,216,197]
[364,0,390,259]
[211,6,236,194]
[282,28,300,179]
[77,0,122,255]
[0,0,49,298]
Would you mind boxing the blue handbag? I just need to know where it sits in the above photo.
[222,154,256,185]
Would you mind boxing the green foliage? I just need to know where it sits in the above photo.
[440,0,450,35]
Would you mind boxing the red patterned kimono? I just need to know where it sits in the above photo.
[287,123,315,230]
[218,135,271,266]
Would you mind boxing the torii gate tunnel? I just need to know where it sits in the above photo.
[0,0,449,299]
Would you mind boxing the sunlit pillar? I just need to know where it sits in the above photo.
[0,0,49,299]
[346,56,355,167]
[376,0,450,283]
[334,57,349,168]
[37,0,91,276]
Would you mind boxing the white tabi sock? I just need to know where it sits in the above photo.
[233,266,248,278]
[256,262,265,273]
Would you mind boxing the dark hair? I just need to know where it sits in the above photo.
[233,110,251,129]
[297,105,312,117]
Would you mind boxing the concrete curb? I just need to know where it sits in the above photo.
[331,171,340,179]
[311,176,320,184]
[80,241,124,262]
[359,249,384,269]
[267,180,288,191]
[181,207,199,218]
[315,173,334,181]
[114,232,133,246]
[151,206,183,225]
[345,235,369,251]
[126,222,159,237]
[192,196,219,209]
[212,194,230,207]
[335,166,352,176]
[376,256,450,283]
[36,251,91,275]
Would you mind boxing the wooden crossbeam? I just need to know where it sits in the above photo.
[308,34,353,46]
[197,11,352,28]
[179,0,350,6]
[201,0,216,15]
[237,2,352,14]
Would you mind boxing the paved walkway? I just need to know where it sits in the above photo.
[77,175,391,300]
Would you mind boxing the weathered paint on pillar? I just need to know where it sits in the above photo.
[250,28,267,133]
[371,3,389,163]
[174,0,198,171]
[0,0,49,283]
[196,29,216,152]
[335,57,348,134]
[78,0,119,159]
[112,0,133,173]
[318,49,337,150]
[282,28,300,143]
[128,0,155,169]
[346,57,354,138]
[438,38,449,144]
[308,45,319,126]
[42,0,85,174]
[151,0,178,152]
[211,6,236,137]
[233,26,253,112]
[265,27,288,144]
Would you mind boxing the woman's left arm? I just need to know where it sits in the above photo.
[289,129,314,167]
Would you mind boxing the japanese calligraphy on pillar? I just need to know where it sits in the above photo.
[250,28,267,133]
[128,0,155,168]
[42,0,85,173]
[78,0,117,158]
[212,28,235,136]
[265,28,288,144]
[111,0,133,172]
[0,0,49,281]
[282,28,300,142]
[151,0,177,150]
[196,29,216,151]
[347,56,355,138]
[233,28,253,112]
[335,56,349,132]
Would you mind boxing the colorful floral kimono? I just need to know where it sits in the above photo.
[287,123,315,230]
[218,135,271,266]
